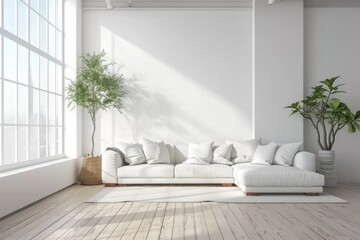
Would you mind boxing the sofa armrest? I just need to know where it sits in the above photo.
[293,151,316,172]
[102,149,124,183]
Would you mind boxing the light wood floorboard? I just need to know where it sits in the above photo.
[0,183,360,239]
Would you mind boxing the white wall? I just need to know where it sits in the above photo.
[253,0,304,144]
[304,8,360,183]
[82,9,253,153]
[0,159,80,218]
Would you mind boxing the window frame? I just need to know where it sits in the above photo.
[0,0,65,171]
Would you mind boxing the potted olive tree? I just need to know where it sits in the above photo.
[67,51,126,185]
[286,76,360,187]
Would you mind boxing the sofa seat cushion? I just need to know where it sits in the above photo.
[233,164,324,187]
[175,164,233,178]
[117,164,174,178]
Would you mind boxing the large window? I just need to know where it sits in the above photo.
[0,0,63,169]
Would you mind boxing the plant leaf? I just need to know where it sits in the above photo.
[328,98,340,111]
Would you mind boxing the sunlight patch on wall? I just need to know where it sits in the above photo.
[99,24,251,149]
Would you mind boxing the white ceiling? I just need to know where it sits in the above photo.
[81,0,360,9]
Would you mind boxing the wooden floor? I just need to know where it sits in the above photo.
[0,184,360,240]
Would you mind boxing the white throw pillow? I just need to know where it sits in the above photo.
[117,142,146,165]
[142,138,171,164]
[273,142,303,166]
[251,142,278,165]
[211,144,233,165]
[185,141,214,164]
[226,138,261,163]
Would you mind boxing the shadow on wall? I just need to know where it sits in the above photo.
[82,10,253,152]
[99,10,252,114]
[101,74,228,150]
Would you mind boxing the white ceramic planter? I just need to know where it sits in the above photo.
[318,150,335,165]
[317,150,337,187]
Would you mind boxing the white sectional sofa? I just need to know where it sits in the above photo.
[102,144,325,195]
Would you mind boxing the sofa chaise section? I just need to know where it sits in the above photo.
[232,151,324,195]
[233,164,324,195]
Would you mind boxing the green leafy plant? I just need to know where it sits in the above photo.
[286,76,360,150]
[66,51,126,157]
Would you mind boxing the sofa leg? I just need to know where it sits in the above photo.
[104,183,117,187]
[304,193,319,196]
[222,183,233,187]
[244,192,259,196]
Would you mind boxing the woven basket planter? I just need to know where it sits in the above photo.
[79,156,102,185]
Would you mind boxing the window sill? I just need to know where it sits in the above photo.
[0,157,80,178]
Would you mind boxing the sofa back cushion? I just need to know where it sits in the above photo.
[142,138,171,164]
[117,142,146,165]
[186,142,214,164]
[174,144,189,164]
[166,144,176,164]
[251,142,278,165]
[226,138,261,163]
[211,144,233,165]
[274,142,303,166]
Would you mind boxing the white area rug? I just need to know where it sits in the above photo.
[87,187,347,203]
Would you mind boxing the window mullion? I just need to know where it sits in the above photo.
[1,0,3,167]
[1,35,3,166]
[27,0,30,161]
[47,60,49,157]
[15,32,18,163]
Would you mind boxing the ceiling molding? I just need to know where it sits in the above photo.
[82,0,253,9]
[305,0,360,8]
[82,0,360,9]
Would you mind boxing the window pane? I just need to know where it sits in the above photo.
[4,38,17,81]
[0,128,2,166]
[49,93,55,125]
[4,0,17,35]
[56,29,62,61]
[48,61,55,92]
[40,56,47,90]
[0,83,1,124]
[18,85,29,124]
[18,0,28,41]
[18,127,28,162]
[49,24,55,57]
[40,17,47,52]
[30,88,39,124]
[56,95,62,126]
[30,51,40,88]
[18,45,29,85]
[0,0,2,28]
[0,37,2,79]
[4,127,16,165]
[39,126,47,157]
[49,127,55,155]
[39,90,47,125]
[30,0,39,12]
[56,64,62,94]
[49,0,55,25]
[4,81,17,124]
[56,127,62,155]
[29,127,39,160]
[56,0,62,29]
[30,10,39,47]
[39,0,47,18]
